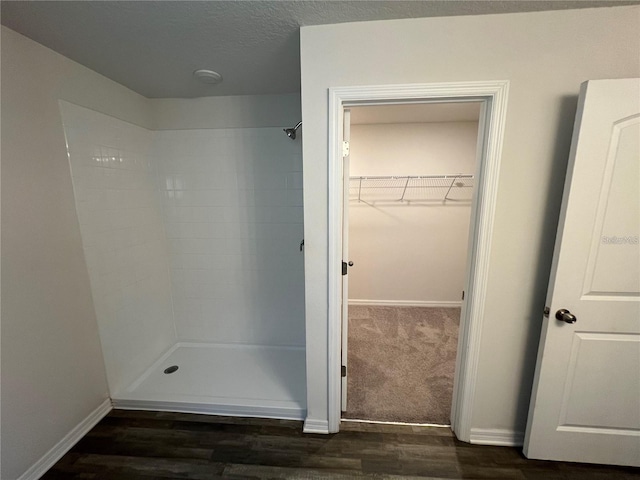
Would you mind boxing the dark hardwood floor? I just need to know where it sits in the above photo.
[43,409,639,479]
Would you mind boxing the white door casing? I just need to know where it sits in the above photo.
[524,79,640,466]
[326,81,510,436]
[341,109,351,411]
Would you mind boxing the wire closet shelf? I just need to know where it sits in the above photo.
[349,174,474,203]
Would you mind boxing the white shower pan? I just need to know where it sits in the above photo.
[112,342,307,420]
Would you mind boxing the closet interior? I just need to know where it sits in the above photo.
[350,174,475,203]
[342,102,481,425]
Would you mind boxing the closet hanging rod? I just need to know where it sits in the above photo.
[349,174,475,202]
[349,174,473,180]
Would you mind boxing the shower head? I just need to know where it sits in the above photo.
[284,121,302,140]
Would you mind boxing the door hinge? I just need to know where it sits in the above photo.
[342,141,350,157]
[341,365,347,377]
[462,290,465,300]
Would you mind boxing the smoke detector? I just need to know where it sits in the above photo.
[193,69,223,85]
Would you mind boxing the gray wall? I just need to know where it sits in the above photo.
[150,94,301,130]
[1,26,152,479]
[299,6,640,434]
[349,121,478,305]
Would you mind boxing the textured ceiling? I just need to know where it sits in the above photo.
[2,1,637,98]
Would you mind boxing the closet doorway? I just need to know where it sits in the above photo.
[326,81,509,437]
[340,102,481,425]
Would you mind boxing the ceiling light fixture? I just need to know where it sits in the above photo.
[193,69,223,85]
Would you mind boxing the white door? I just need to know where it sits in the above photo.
[341,109,351,411]
[524,79,640,466]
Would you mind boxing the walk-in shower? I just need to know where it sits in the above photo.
[60,100,306,420]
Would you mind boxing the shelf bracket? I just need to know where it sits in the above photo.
[444,174,461,201]
[400,176,411,201]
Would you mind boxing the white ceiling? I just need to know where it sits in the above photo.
[2,1,636,99]
[350,102,482,125]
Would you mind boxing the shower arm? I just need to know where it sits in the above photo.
[284,121,302,139]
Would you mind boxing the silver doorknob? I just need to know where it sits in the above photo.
[348,261,354,267]
[555,309,577,324]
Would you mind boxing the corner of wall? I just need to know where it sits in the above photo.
[16,400,113,480]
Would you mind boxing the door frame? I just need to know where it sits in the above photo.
[327,81,510,438]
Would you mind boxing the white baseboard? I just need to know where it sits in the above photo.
[112,398,305,421]
[469,428,524,447]
[349,299,462,308]
[303,417,330,434]
[18,399,112,480]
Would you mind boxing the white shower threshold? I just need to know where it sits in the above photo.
[112,342,307,421]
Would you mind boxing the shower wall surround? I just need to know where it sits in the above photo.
[60,101,175,395]
[154,129,305,346]
[61,101,306,396]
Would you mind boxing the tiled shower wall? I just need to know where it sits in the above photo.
[154,129,305,346]
[60,101,175,395]
[62,102,306,394]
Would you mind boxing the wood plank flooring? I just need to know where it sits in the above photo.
[43,410,639,479]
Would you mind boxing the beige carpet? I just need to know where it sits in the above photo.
[343,305,460,424]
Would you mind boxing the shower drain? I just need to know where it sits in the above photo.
[164,365,179,374]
